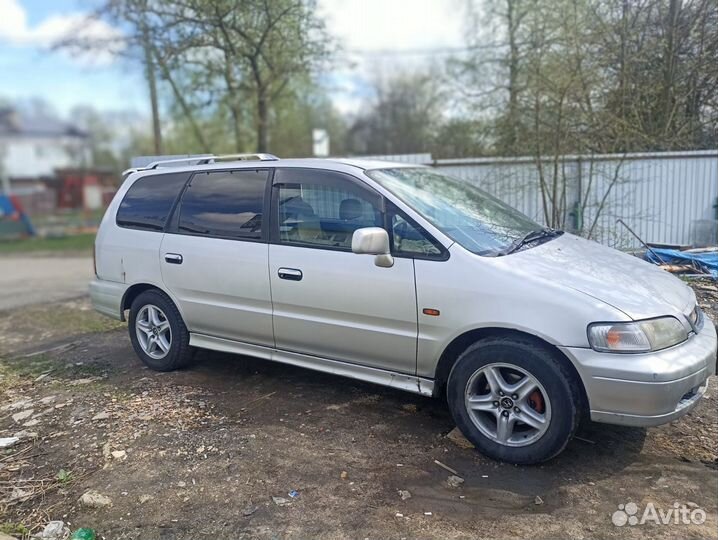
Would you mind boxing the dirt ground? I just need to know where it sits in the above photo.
[0,281,717,539]
[0,256,93,311]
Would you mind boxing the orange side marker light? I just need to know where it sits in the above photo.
[606,328,622,348]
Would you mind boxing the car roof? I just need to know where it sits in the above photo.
[329,158,423,170]
[127,157,423,179]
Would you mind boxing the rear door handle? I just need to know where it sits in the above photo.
[278,267,302,281]
[164,253,183,265]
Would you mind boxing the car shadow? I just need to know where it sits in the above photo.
[35,333,709,524]
[177,349,649,493]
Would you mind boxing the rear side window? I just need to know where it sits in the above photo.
[178,169,268,240]
[116,173,189,231]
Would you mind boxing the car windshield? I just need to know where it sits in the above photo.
[367,167,546,256]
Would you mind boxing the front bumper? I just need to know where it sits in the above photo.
[561,319,717,427]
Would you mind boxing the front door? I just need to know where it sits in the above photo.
[160,168,274,347]
[268,168,418,374]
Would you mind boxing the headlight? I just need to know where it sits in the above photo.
[587,317,688,353]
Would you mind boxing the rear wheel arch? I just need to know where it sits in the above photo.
[121,283,158,320]
[121,283,186,324]
[128,288,194,371]
[434,327,589,416]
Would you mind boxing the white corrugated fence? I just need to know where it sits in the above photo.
[429,150,718,248]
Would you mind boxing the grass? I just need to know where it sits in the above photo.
[0,354,57,379]
[0,523,30,537]
[0,354,59,392]
[0,233,96,254]
[31,208,105,227]
[0,301,125,362]
[18,302,124,334]
[0,352,114,393]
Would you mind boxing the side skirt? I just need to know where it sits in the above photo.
[190,333,435,397]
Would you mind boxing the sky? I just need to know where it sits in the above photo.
[0,0,466,118]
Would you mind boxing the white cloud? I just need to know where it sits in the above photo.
[0,0,26,42]
[0,0,124,66]
[0,0,467,113]
[330,87,364,116]
[318,0,467,114]
[319,0,464,52]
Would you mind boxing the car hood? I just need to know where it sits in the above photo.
[508,233,695,320]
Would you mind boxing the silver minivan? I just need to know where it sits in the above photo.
[91,154,717,464]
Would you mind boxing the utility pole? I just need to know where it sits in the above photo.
[140,9,162,155]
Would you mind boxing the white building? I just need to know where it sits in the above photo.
[0,107,90,181]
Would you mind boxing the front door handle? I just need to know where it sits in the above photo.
[165,253,183,265]
[278,267,302,281]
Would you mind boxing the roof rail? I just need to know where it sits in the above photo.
[145,153,279,169]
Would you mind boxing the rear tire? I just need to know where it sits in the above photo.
[447,337,580,464]
[128,289,193,371]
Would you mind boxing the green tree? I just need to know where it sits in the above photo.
[347,71,445,155]
[141,0,332,153]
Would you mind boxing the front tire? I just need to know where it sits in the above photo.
[447,337,580,464]
[128,289,193,371]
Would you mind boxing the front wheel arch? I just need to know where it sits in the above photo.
[434,327,589,417]
[447,337,582,463]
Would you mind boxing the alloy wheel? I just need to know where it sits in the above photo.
[135,304,172,359]
[464,362,552,447]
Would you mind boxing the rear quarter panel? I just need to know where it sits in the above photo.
[94,173,167,291]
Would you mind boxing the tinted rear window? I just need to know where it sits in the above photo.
[116,173,189,231]
[178,169,268,239]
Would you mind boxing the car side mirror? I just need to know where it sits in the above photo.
[351,227,394,268]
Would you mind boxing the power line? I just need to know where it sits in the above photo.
[342,43,505,57]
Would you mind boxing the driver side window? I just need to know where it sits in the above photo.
[274,170,382,250]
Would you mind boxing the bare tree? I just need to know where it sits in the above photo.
[141,0,332,153]
[56,0,167,154]
[456,0,716,233]
[59,0,332,155]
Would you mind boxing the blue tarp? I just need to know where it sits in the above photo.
[0,194,35,237]
[644,248,718,279]
[0,194,16,216]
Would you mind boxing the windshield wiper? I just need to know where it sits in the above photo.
[497,227,561,256]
